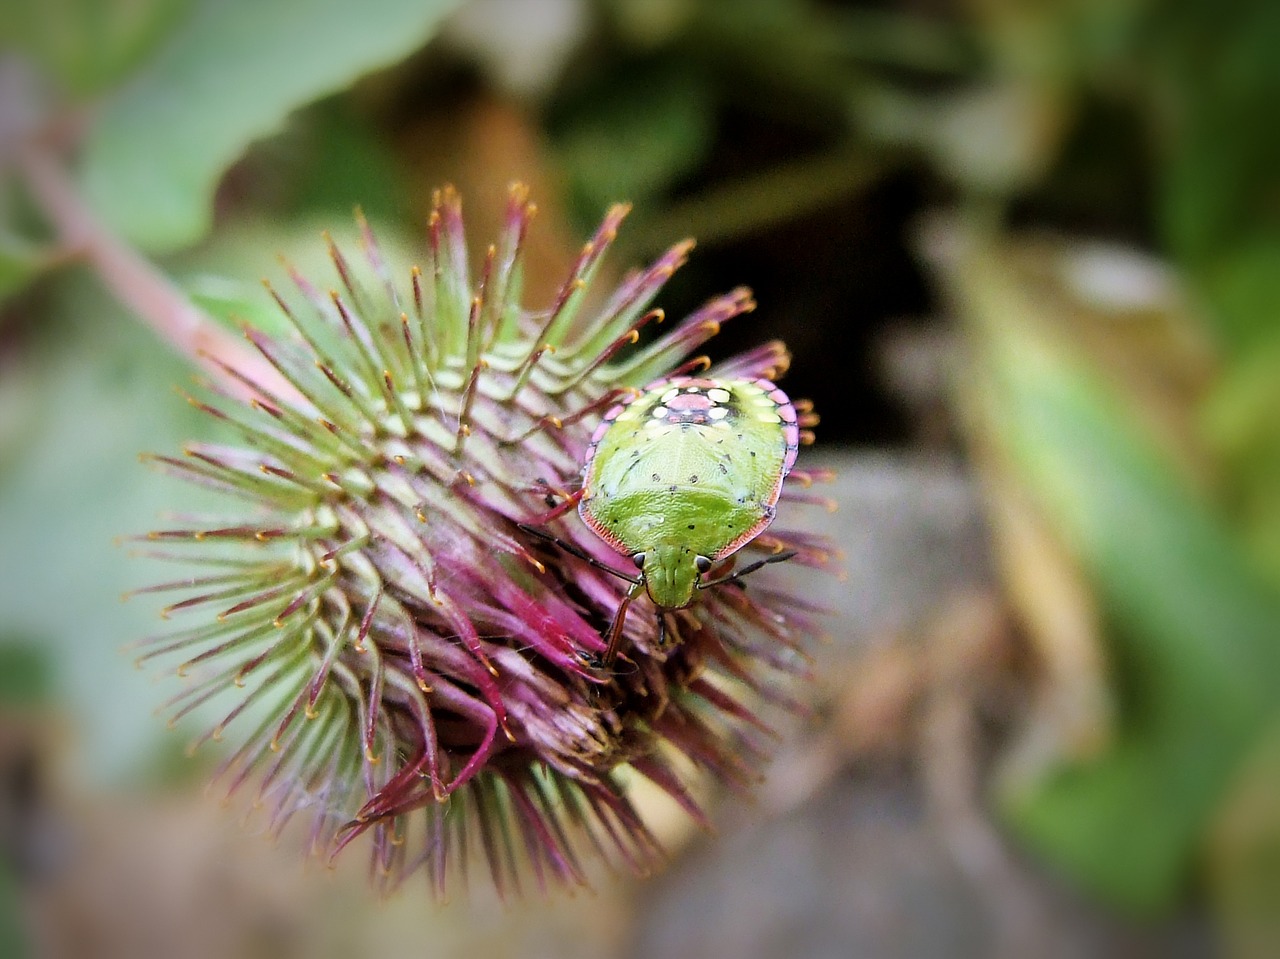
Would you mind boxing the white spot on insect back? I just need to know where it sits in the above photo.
[708,388,731,403]
[708,406,729,420]
[660,388,680,403]
[652,406,669,418]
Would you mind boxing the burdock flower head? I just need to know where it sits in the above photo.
[131,186,835,896]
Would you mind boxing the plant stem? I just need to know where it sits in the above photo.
[16,141,300,404]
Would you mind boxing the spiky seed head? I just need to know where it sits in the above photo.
[129,185,836,897]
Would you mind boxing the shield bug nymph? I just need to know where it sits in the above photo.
[531,374,802,665]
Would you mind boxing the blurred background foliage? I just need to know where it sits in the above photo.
[2,0,1280,954]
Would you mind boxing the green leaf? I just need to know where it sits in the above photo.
[1208,713,1280,959]
[0,863,25,959]
[1148,3,1280,354]
[79,0,461,253]
[0,276,222,781]
[0,0,190,96]
[1194,238,1280,359]
[1202,329,1280,590]
[552,61,715,222]
[0,639,53,707]
[945,232,1280,911]
[0,229,57,307]
[267,102,410,224]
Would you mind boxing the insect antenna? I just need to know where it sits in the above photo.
[517,524,640,585]
[698,550,798,589]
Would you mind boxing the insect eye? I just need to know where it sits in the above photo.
[631,552,646,569]
[694,555,713,575]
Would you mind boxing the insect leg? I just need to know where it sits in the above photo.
[517,523,640,585]
[603,582,645,666]
[698,550,799,589]
[524,482,584,523]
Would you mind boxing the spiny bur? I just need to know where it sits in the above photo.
[128,186,836,897]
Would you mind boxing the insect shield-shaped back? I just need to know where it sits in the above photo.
[578,376,800,661]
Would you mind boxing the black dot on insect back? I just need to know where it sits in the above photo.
[688,474,699,483]
[652,473,661,481]
[687,524,695,530]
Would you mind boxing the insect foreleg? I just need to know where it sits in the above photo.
[603,582,646,666]
[698,550,798,589]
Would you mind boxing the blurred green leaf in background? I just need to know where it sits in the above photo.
[930,229,1280,911]
[78,0,461,252]
[0,0,191,97]
[0,284,222,779]
[0,863,25,959]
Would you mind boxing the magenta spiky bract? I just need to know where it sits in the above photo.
[130,185,837,897]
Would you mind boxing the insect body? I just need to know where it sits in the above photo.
[577,375,800,662]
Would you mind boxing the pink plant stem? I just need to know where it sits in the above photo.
[17,141,300,403]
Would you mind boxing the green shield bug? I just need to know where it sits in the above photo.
[527,375,802,666]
